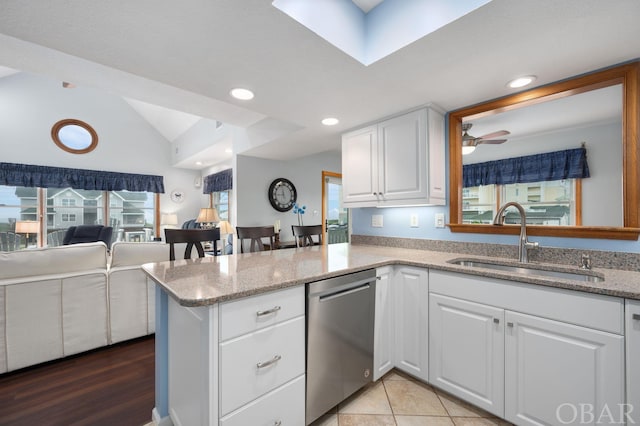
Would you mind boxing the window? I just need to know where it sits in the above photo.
[0,184,159,250]
[212,191,230,221]
[463,179,578,225]
[61,213,77,222]
[51,119,98,154]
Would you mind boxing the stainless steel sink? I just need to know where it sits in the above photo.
[448,259,604,282]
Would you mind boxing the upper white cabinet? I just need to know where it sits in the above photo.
[342,106,445,207]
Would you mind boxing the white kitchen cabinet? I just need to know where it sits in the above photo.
[167,286,305,426]
[342,106,445,207]
[394,266,429,381]
[374,266,394,380]
[626,299,640,425]
[429,293,504,416]
[505,311,624,426]
[429,270,625,425]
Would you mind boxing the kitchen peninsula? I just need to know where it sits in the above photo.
[143,243,640,426]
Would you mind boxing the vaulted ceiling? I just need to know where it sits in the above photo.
[0,0,638,168]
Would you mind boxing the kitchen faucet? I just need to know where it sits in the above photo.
[492,201,539,263]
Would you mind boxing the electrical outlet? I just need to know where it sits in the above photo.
[372,214,383,228]
[435,213,445,228]
[410,214,419,227]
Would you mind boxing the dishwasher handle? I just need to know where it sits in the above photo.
[318,282,371,302]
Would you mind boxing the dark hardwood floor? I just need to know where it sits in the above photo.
[0,336,154,426]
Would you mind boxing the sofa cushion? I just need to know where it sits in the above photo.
[110,242,169,268]
[0,242,107,280]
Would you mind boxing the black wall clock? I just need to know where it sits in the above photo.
[268,178,297,212]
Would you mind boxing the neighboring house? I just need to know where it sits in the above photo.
[14,187,149,232]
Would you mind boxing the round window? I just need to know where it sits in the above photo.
[51,119,98,154]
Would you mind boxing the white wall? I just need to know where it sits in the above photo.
[0,72,203,228]
[236,151,341,241]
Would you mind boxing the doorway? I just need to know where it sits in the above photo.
[322,171,349,244]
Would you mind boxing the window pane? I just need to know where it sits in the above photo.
[110,190,155,243]
[0,185,36,250]
[45,188,105,246]
[462,185,496,224]
[501,180,574,226]
[213,190,230,221]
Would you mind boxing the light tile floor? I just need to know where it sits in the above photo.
[310,369,513,426]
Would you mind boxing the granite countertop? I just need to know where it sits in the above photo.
[141,243,640,307]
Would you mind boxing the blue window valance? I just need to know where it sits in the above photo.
[203,169,232,193]
[463,147,590,188]
[0,162,165,193]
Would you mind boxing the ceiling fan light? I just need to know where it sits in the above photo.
[462,145,476,155]
[507,75,537,89]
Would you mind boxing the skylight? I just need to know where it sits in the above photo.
[272,0,491,66]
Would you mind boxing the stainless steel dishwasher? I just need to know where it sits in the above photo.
[306,269,376,425]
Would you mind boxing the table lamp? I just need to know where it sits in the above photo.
[217,220,235,254]
[196,208,220,229]
[15,220,39,248]
[161,213,179,228]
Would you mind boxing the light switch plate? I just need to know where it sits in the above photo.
[410,214,419,227]
[435,213,445,228]
[372,214,383,228]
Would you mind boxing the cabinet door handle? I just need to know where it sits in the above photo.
[257,355,282,369]
[493,318,499,324]
[373,192,378,196]
[256,306,281,317]
[507,322,514,328]
[633,314,640,321]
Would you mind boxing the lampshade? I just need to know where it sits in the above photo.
[196,207,220,224]
[15,220,39,234]
[217,220,235,235]
[161,213,179,226]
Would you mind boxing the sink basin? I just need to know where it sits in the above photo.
[448,259,604,282]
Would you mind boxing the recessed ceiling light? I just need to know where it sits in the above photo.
[225,148,232,154]
[321,117,339,126]
[507,75,537,89]
[230,88,254,100]
[195,161,203,166]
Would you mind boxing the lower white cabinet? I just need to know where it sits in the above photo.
[374,266,394,380]
[429,293,504,416]
[429,270,625,426]
[505,311,624,426]
[394,266,429,381]
[626,300,640,425]
[219,375,305,426]
[167,286,305,426]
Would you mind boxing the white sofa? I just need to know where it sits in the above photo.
[0,242,109,373]
[0,241,171,373]
[108,242,168,343]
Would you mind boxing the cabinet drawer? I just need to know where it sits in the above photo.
[220,374,305,426]
[219,316,305,415]
[219,286,304,341]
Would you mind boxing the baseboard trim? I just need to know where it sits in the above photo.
[152,407,174,426]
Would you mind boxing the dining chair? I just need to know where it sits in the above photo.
[291,225,323,247]
[236,226,276,253]
[165,228,220,261]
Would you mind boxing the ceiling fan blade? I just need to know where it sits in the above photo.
[478,130,510,140]
[478,139,507,144]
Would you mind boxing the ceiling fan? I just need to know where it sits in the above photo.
[461,123,510,154]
